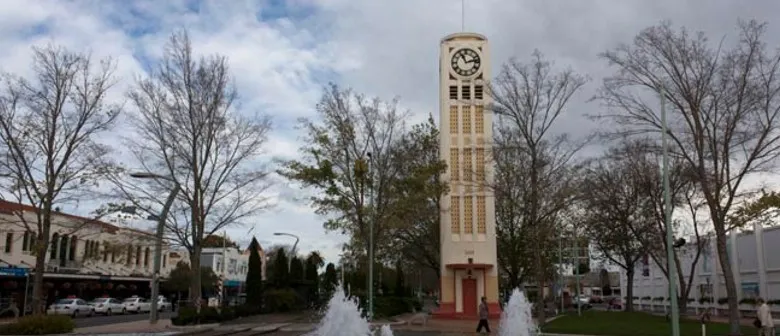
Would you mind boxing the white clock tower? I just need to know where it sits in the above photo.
[434,32,500,319]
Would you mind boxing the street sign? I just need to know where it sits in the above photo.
[0,267,29,277]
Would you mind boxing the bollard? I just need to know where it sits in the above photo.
[701,322,706,336]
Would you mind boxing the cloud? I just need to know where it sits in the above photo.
[3,0,780,266]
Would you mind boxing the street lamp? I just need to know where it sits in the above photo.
[273,232,299,269]
[366,152,375,321]
[130,172,181,324]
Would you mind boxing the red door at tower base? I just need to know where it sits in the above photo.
[462,278,477,316]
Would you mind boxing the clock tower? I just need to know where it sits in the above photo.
[434,32,500,319]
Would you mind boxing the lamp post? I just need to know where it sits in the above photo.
[273,232,299,269]
[659,85,680,336]
[130,172,181,324]
[366,152,375,321]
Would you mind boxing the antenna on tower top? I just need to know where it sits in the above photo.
[461,0,465,31]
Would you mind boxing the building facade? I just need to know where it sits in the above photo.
[622,223,780,315]
[0,199,185,312]
[436,32,500,319]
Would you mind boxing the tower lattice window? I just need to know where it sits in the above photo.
[450,196,460,234]
[475,105,485,134]
[464,196,474,234]
[449,106,458,134]
[476,148,485,184]
[449,86,458,100]
[475,85,484,100]
[477,196,486,233]
[463,148,473,182]
[450,148,459,181]
[462,106,472,134]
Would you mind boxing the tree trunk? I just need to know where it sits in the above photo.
[31,220,51,315]
[625,269,635,312]
[189,243,202,311]
[535,250,546,327]
[715,230,741,335]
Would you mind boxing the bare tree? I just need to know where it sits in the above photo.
[594,20,780,333]
[0,45,119,314]
[107,31,272,309]
[488,51,588,324]
[581,152,648,312]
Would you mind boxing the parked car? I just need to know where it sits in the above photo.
[89,297,125,315]
[122,296,151,313]
[47,298,94,317]
[156,297,172,311]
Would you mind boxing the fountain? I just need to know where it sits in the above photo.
[498,288,539,336]
[307,284,393,336]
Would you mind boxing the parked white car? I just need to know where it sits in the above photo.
[122,296,151,313]
[156,297,172,311]
[89,297,125,315]
[47,298,94,317]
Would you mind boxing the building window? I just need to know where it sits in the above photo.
[103,248,108,263]
[461,85,471,100]
[475,105,484,134]
[127,245,133,265]
[464,197,474,234]
[4,233,12,253]
[477,196,486,233]
[476,148,485,182]
[50,233,59,260]
[450,196,460,234]
[144,248,150,267]
[475,85,484,100]
[463,148,473,182]
[163,254,167,268]
[135,246,142,266]
[449,106,458,134]
[449,148,459,181]
[462,106,472,134]
[69,237,77,261]
[449,86,458,100]
[22,231,29,251]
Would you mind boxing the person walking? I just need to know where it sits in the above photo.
[476,296,491,333]
[757,298,775,336]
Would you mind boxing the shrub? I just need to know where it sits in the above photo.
[171,307,199,326]
[235,304,261,317]
[198,307,221,323]
[0,315,75,335]
[717,297,729,305]
[641,296,651,300]
[699,297,713,304]
[264,288,303,312]
[373,297,420,318]
[768,299,780,305]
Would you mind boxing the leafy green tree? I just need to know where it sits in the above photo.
[272,248,290,288]
[162,261,219,295]
[290,257,304,283]
[277,85,410,292]
[394,262,405,297]
[245,238,264,306]
[305,253,322,305]
[384,116,448,276]
[202,235,240,249]
[322,263,338,296]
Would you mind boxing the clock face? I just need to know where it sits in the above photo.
[451,48,481,77]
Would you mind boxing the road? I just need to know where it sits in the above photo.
[72,311,176,328]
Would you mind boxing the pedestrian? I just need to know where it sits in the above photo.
[756,298,775,336]
[476,296,491,333]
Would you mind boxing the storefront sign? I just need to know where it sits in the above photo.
[0,267,29,277]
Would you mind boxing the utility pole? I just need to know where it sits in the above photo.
[660,85,680,336]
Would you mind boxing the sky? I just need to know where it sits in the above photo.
[2,0,780,266]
